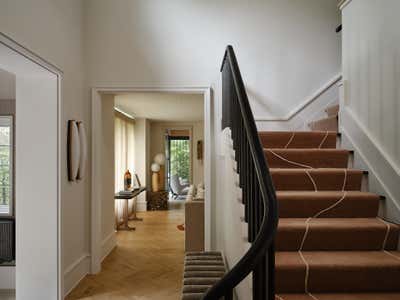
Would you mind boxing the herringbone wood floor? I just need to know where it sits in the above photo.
[66,202,185,300]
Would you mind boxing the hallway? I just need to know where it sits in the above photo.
[67,202,185,300]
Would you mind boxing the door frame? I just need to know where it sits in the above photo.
[0,32,63,299]
[91,86,212,273]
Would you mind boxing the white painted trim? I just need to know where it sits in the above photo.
[0,267,15,289]
[338,0,352,10]
[63,254,90,297]
[0,32,63,299]
[101,231,117,262]
[91,86,213,273]
[254,74,342,121]
[340,107,400,223]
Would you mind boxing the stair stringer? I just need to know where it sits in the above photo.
[340,107,400,232]
[214,128,253,300]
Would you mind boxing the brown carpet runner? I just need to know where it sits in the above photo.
[260,125,400,299]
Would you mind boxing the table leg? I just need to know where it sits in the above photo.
[118,199,135,231]
[129,196,143,221]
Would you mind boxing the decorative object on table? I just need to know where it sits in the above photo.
[197,140,203,161]
[151,162,160,192]
[76,121,87,180]
[133,173,141,189]
[67,120,80,181]
[148,190,168,210]
[154,153,166,190]
[124,169,132,190]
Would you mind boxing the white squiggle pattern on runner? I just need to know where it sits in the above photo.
[267,150,313,169]
[297,192,348,300]
[318,131,330,149]
[285,132,296,149]
[305,170,318,192]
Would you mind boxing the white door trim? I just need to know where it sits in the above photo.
[0,32,63,299]
[91,86,213,273]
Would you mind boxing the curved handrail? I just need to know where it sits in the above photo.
[202,46,279,299]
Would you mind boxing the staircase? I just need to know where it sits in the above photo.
[259,104,400,299]
[197,46,400,300]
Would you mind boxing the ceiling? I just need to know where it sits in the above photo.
[114,92,204,122]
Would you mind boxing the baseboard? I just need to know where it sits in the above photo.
[340,107,400,223]
[0,266,15,289]
[136,199,147,212]
[256,74,341,131]
[63,253,90,297]
[101,231,117,262]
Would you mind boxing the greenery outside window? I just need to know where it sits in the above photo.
[0,116,13,216]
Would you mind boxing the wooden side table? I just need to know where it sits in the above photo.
[148,190,168,210]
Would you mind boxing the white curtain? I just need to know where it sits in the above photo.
[114,113,135,224]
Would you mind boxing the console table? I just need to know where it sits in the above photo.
[114,187,146,231]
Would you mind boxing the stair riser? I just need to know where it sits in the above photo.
[309,116,338,132]
[276,225,399,251]
[276,266,400,293]
[259,132,337,149]
[325,104,340,117]
[271,171,363,191]
[278,196,380,218]
[265,150,349,169]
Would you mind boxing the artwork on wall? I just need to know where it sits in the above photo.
[197,140,203,161]
[67,120,87,182]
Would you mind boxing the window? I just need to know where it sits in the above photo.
[167,134,191,193]
[0,116,13,216]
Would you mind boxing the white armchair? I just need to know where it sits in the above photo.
[170,174,190,199]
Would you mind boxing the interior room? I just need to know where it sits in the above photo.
[67,92,206,299]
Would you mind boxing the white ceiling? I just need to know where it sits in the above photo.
[114,92,204,122]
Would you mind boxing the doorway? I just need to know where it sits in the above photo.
[0,33,61,299]
[90,88,212,274]
[167,133,191,199]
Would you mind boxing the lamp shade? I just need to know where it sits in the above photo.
[154,153,166,165]
[151,162,160,173]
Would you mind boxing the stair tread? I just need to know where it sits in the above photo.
[277,218,399,250]
[277,293,400,300]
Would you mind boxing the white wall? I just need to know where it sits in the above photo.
[341,0,400,221]
[84,0,340,120]
[0,0,89,296]
[150,121,204,187]
[0,69,15,100]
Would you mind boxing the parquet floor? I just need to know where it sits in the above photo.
[66,201,185,300]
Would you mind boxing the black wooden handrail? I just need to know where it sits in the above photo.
[202,46,279,299]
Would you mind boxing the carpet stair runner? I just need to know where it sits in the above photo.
[309,104,339,131]
[181,251,226,300]
[261,105,400,299]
